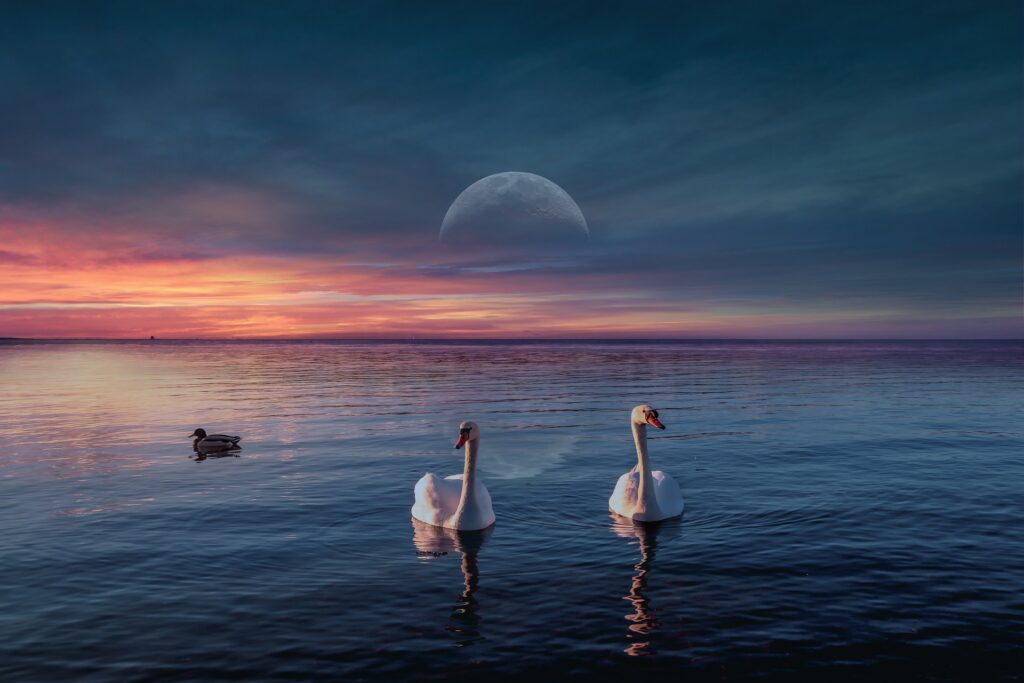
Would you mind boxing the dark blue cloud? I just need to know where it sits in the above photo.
[0,0,1020,331]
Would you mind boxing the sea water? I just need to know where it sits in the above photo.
[1,340,1021,680]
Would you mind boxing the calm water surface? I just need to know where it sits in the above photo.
[1,341,1021,681]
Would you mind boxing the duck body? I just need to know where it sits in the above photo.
[190,428,241,452]
[609,405,683,523]
[412,421,495,531]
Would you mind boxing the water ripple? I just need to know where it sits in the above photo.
[1,340,1022,680]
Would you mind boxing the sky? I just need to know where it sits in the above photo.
[1,0,1021,339]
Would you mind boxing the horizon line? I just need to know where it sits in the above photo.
[2,336,1021,343]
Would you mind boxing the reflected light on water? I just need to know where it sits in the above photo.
[411,518,493,647]
[611,515,683,656]
[1,340,1021,680]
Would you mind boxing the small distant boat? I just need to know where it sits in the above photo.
[150,335,155,340]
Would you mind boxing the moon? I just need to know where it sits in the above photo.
[440,171,588,243]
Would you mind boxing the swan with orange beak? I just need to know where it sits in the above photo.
[609,405,683,522]
[412,421,496,531]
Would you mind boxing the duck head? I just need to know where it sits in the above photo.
[454,421,480,448]
[190,428,207,439]
[631,404,665,430]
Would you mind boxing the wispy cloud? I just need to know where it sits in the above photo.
[0,1,1020,337]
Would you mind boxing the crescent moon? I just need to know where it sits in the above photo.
[440,171,588,241]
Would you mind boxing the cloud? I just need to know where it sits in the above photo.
[0,0,1019,337]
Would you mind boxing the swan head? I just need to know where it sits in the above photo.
[190,428,207,439]
[631,404,665,430]
[454,421,480,448]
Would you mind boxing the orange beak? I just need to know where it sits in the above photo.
[454,433,469,449]
[646,415,666,430]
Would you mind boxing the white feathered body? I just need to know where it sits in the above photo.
[609,465,683,522]
[412,472,495,531]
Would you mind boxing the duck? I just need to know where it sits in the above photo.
[609,405,684,522]
[412,421,495,531]
[189,428,241,452]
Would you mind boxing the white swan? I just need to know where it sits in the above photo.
[609,405,684,522]
[412,421,495,531]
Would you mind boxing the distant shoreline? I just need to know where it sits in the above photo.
[1,337,1021,343]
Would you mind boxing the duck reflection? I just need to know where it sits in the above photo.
[411,518,493,647]
[611,515,681,656]
[190,451,241,463]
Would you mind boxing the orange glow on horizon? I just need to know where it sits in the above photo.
[1,214,1016,340]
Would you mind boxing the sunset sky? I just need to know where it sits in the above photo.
[2,1,1021,338]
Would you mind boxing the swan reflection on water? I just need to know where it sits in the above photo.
[611,514,682,656]
[411,519,493,647]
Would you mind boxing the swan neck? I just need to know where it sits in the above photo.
[632,421,656,503]
[632,421,651,469]
[455,439,480,513]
